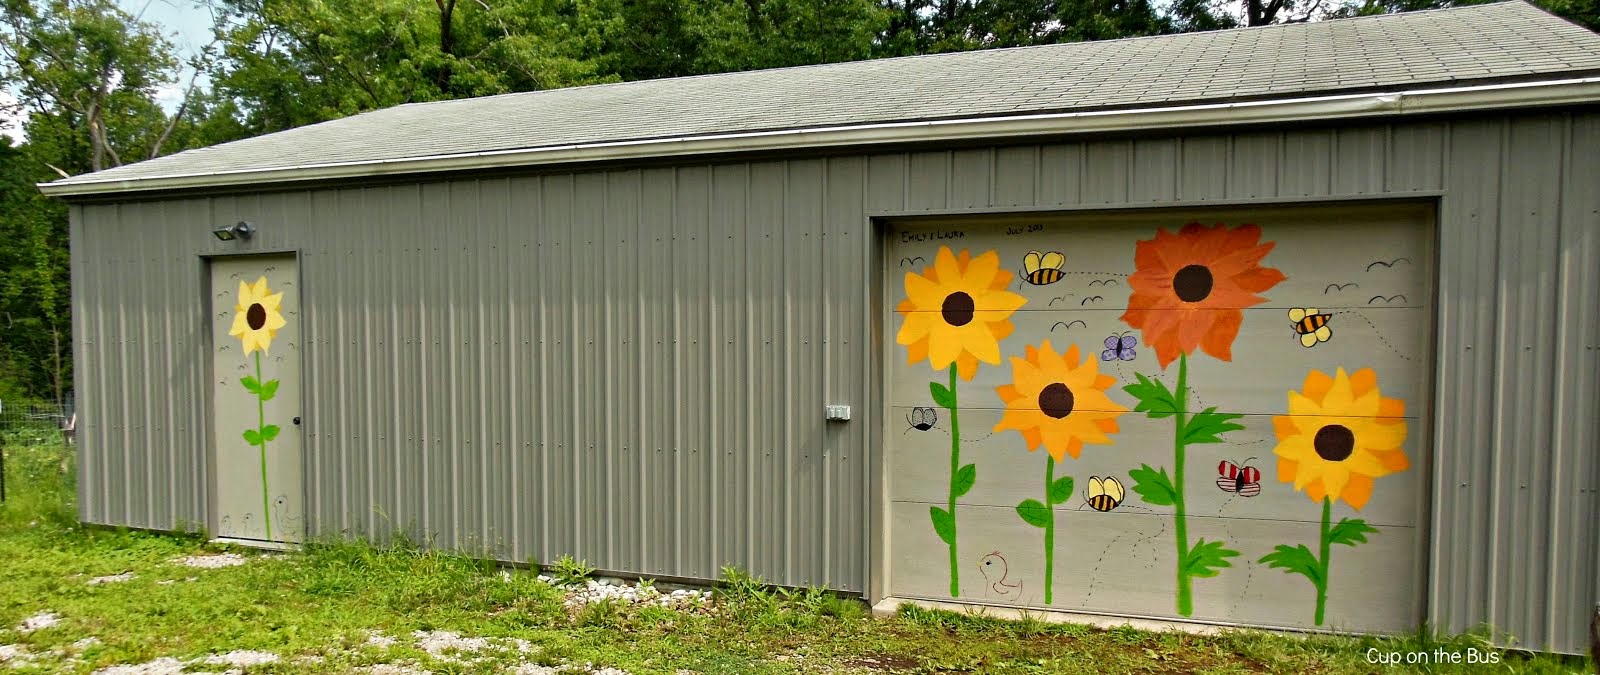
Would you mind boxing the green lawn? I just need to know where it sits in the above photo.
[0,443,1590,674]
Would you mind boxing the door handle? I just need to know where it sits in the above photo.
[293,417,301,426]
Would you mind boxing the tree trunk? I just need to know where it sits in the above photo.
[435,0,457,93]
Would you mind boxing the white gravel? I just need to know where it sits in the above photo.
[560,579,713,613]
[16,611,61,633]
[201,650,280,667]
[72,637,103,650]
[0,644,38,666]
[365,631,399,649]
[174,553,249,568]
[89,572,135,585]
[411,630,533,662]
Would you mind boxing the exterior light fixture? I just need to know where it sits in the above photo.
[213,221,254,241]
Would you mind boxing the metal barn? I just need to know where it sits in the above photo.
[40,1,1600,654]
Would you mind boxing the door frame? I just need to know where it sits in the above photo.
[201,248,308,546]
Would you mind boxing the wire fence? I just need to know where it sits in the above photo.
[0,398,76,503]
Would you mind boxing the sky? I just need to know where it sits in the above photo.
[1,0,216,143]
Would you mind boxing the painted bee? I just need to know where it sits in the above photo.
[907,407,937,431]
[1019,250,1066,286]
[1085,476,1126,512]
[1289,307,1333,348]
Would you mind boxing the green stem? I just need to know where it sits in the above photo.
[1044,455,1056,605]
[1174,352,1192,617]
[946,363,961,598]
[1316,496,1331,625]
[256,352,273,542]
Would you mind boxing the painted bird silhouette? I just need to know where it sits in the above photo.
[977,551,1024,600]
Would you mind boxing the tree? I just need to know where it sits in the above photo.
[0,0,198,174]
[0,136,70,402]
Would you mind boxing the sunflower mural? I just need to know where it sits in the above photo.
[229,276,288,541]
[1118,222,1286,617]
[897,246,1025,597]
[993,341,1125,604]
[1261,367,1409,625]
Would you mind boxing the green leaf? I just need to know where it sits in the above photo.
[240,376,262,394]
[952,463,977,498]
[259,379,280,402]
[929,382,955,409]
[1328,518,1380,548]
[1122,373,1178,419]
[1047,476,1075,505]
[242,429,262,446]
[1182,539,1240,578]
[1014,499,1051,528]
[260,425,281,442]
[929,507,956,545]
[1259,544,1324,586]
[1181,407,1246,444]
[1127,464,1177,507]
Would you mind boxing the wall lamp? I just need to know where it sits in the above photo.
[213,221,254,241]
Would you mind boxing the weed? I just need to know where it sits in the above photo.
[550,555,595,586]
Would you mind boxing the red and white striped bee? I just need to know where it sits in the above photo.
[1216,458,1262,497]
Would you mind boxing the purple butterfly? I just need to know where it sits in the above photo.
[1101,334,1137,361]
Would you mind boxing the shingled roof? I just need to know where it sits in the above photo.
[41,0,1600,194]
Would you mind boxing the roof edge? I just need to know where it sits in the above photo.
[39,76,1600,198]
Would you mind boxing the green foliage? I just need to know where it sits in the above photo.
[1328,518,1380,547]
[1260,543,1325,586]
[550,554,595,585]
[1014,498,1050,528]
[1046,475,1074,505]
[951,462,976,497]
[1123,373,1179,418]
[1181,538,1239,578]
[1127,464,1177,507]
[928,381,955,409]
[928,505,955,543]
[1181,407,1246,444]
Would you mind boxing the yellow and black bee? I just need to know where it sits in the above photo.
[1020,250,1067,286]
[1084,476,1126,512]
[1289,307,1333,348]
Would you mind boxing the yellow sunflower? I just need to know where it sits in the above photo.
[993,341,1127,461]
[1272,368,1409,510]
[897,247,1025,381]
[229,276,288,355]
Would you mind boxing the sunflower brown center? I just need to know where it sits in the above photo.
[246,304,268,330]
[1313,424,1355,462]
[941,292,976,327]
[1172,264,1214,303]
[1038,383,1075,419]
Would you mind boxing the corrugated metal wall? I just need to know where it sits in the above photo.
[69,111,1599,652]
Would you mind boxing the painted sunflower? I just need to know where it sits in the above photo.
[1120,222,1286,369]
[897,247,1025,381]
[993,341,1127,461]
[1272,368,1409,510]
[229,276,288,355]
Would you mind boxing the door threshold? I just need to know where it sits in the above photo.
[210,536,301,552]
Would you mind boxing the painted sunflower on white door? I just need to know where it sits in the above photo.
[230,276,288,541]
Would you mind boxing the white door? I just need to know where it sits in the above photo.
[210,255,303,543]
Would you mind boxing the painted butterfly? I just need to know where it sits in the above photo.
[1100,334,1137,362]
[1217,458,1262,497]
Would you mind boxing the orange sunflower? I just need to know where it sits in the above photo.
[993,341,1127,461]
[897,247,1025,380]
[1121,222,1286,369]
[1272,368,1409,510]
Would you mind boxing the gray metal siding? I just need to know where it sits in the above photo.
[71,111,1599,651]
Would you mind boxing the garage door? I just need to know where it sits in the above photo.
[885,202,1433,632]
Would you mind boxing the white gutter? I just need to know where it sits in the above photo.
[37,76,1600,198]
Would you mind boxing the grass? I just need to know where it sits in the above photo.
[0,443,1593,674]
